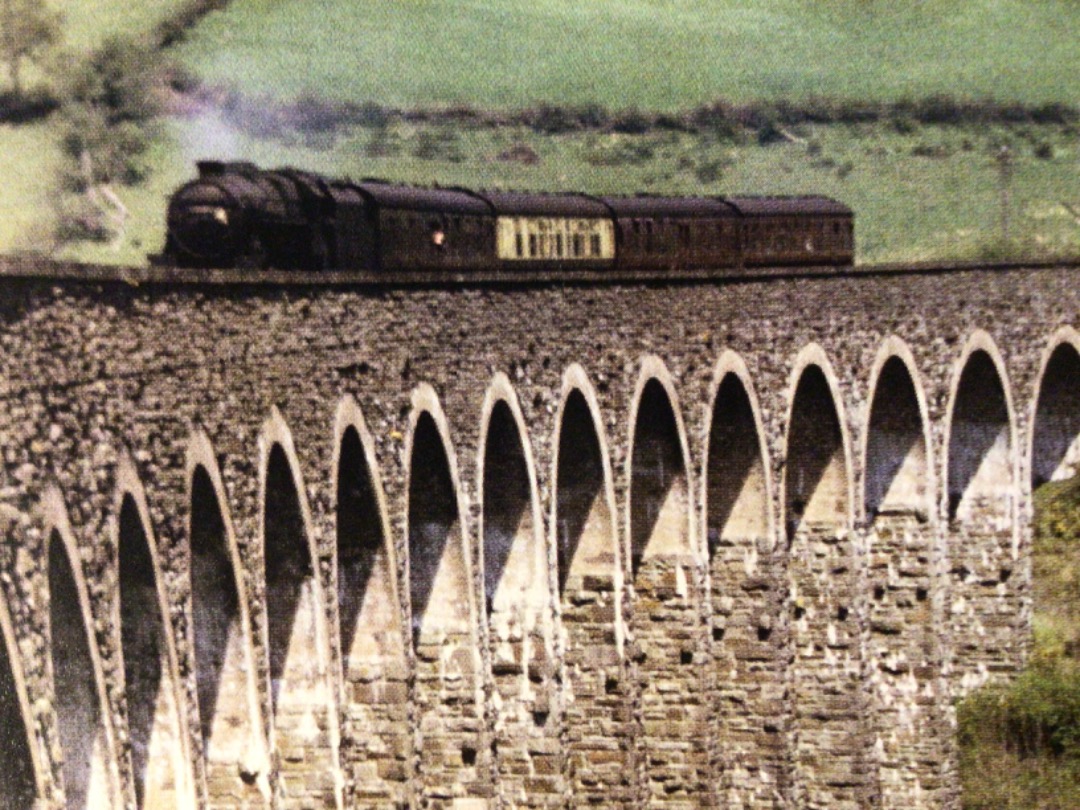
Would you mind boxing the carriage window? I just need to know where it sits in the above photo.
[515,233,524,257]
[529,233,538,257]
[590,233,602,255]
[573,233,584,257]
[556,233,564,257]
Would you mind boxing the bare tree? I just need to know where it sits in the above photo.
[0,0,61,96]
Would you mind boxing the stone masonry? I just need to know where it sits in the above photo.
[0,258,1076,809]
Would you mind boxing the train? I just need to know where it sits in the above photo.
[162,161,854,274]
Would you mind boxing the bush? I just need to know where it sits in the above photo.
[55,38,161,188]
[611,107,651,134]
[154,0,231,48]
[0,86,57,123]
[411,128,464,162]
[960,661,1080,760]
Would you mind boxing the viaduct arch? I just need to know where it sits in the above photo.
[0,257,1076,808]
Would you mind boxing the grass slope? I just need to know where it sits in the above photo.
[49,0,186,51]
[174,0,1080,109]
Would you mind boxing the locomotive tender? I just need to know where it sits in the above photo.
[164,161,854,274]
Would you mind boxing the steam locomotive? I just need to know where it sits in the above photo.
[163,161,854,273]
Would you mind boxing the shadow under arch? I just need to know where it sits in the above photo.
[944,336,1016,524]
[864,345,932,520]
[332,397,410,806]
[704,358,772,554]
[333,399,403,680]
[480,393,543,622]
[258,410,342,809]
[407,409,471,637]
[113,460,195,808]
[0,578,41,809]
[627,362,694,575]
[783,352,853,535]
[43,488,125,810]
[1030,329,1080,487]
[186,432,269,803]
[552,371,619,596]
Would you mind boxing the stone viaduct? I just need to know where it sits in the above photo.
[0,257,1077,810]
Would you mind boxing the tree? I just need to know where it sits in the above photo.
[0,0,61,96]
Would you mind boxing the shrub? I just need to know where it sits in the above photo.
[959,660,1080,760]
[611,107,651,135]
[0,86,57,123]
[411,128,464,162]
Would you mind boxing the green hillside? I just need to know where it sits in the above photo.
[3,0,1080,265]
[174,0,1080,109]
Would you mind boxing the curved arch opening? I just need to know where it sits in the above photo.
[338,426,402,676]
[629,379,690,575]
[1032,343,1080,487]
[49,531,112,809]
[948,350,1012,522]
[408,413,468,637]
[263,444,319,715]
[866,357,929,518]
[785,365,849,533]
[483,401,538,618]
[705,371,778,801]
[0,603,36,809]
[556,390,614,592]
[118,495,182,808]
[707,373,769,550]
[190,466,259,782]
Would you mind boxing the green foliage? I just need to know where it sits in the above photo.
[410,127,465,163]
[958,477,1080,808]
[56,36,161,188]
[959,661,1080,760]
[0,0,61,96]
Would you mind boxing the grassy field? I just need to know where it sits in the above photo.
[48,0,186,51]
[173,0,1080,109]
[59,115,1080,267]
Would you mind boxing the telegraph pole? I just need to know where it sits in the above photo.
[997,145,1013,244]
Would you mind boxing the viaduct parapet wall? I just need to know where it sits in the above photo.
[0,259,1077,809]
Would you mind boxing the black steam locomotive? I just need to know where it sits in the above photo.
[163,161,854,273]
